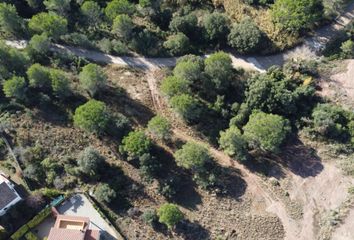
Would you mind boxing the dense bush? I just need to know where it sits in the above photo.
[139,153,161,182]
[73,100,110,134]
[157,203,184,229]
[95,183,117,203]
[160,76,191,97]
[147,115,172,140]
[0,3,24,37]
[77,147,105,177]
[112,14,134,41]
[271,0,324,33]
[174,142,211,173]
[203,12,229,43]
[105,0,135,21]
[219,126,248,161]
[243,111,291,153]
[27,64,51,89]
[27,34,51,60]
[170,94,202,123]
[169,14,198,38]
[29,12,68,39]
[163,33,190,56]
[228,18,263,54]
[3,76,27,101]
[204,51,233,90]
[80,1,102,27]
[49,69,70,98]
[79,63,107,97]
[121,130,152,159]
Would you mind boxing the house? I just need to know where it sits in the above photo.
[47,215,101,240]
[0,174,22,216]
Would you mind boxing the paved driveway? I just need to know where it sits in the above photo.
[57,193,123,240]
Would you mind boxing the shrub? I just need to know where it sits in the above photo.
[203,12,229,42]
[174,142,211,173]
[27,64,51,89]
[77,147,105,177]
[112,14,134,41]
[73,100,110,134]
[161,76,190,97]
[271,0,324,33]
[121,130,152,159]
[27,34,51,59]
[243,111,291,153]
[0,3,24,37]
[228,17,263,54]
[105,0,135,21]
[147,115,172,140]
[49,69,70,98]
[79,63,107,97]
[95,183,116,203]
[141,209,158,226]
[170,94,202,123]
[29,12,67,39]
[341,39,354,58]
[157,203,184,229]
[204,51,233,90]
[3,76,27,101]
[43,0,71,16]
[80,1,102,26]
[169,14,198,38]
[163,33,190,56]
[219,126,248,161]
[173,57,203,83]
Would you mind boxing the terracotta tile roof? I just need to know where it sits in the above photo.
[48,228,86,240]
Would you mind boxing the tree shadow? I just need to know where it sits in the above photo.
[279,137,323,178]
[99,86,155,126]
[175,219,210,240]
[242,156,286,180]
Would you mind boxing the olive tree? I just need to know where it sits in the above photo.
[79,63,107,97]
[157,203,184,229]
[243,111,291,153]
[73,100,110,134]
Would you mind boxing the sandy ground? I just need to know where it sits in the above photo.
[332,207,354,240]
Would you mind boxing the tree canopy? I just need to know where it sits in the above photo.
[219,126,248,161]
[174,142,211,172]
[79,63,107,97]
[29,12,68,39]
[121,130,152,159]
[157,203,184,229]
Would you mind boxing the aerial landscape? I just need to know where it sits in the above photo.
[0,0,354,239]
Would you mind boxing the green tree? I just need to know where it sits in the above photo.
[0,44,30,79]
[105,0,135,21]
[27,64,51,89]
[243,111,291,153]
[219,126,248,161]
[50,69,70,98]
[204,51,233,90]
[79,63,107,97]
[271,0,323,32]
[121,130,152,159]
[203,12,229,42]
[44,0,70,16]
[29,12,68,39]
[77,147,105,177]
[161,76,190,98]
[228,17,263,53]
[341,39,354,58]
[112,14,134,40]
[170,94,202,123]
[139,153,161,182]
[147,115,172,140]
[74,100,110,134]
[27,34,51,58]
[173,59,203,83]
[163,33,190,56]
[174,142,211,172]
[3,76,27,101]
[80,1,102,26]
[95,183,116,203]
[0,3,24,37]
[169,14,198,38]
[157,203,184,229]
